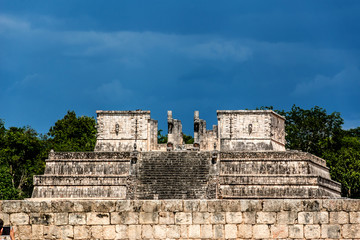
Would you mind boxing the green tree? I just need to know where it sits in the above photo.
[0,123,46,199]
[324,136,360,198]
[157,130,167,144]
[48,110,97,151]
[183,133,194,144]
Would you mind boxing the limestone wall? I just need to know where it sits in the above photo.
[1,199,359,239]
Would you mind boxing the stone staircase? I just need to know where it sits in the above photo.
[135,151,211,199]
[219,151,342,198]
[32,152,130,198]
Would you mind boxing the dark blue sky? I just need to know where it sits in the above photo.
[1,1,360,135]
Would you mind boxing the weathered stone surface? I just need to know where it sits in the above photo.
[304,224,321,239]
[10,213,29,225]
[271,224,288,238]
[253,224,270,238]
[256,211,276,224]
[54,213,68,225]
[200,224,213,238]
[350,211,360,223]
[288,224,303,238]
[167,225,180,238]
[158,212,174,224]
[342,224,360,238]
[238,224,252,238]
[193,212,211,224]
[225,212,243,223]
[103,225,116,240]
[139,212,158,224]
[74,225,90,239]
[86,212,110,225]
[153,225,167,239]
[298,211,314,224]
[277,211,297,224]
[141,225,153,239]
[175,212,192,224]
[321,224,341,239]
[127,225,141,240]
[224,224,237,239]
[330,211,349,224]
[69,213,86,225]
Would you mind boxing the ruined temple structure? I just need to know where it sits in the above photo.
[32,110,341,199]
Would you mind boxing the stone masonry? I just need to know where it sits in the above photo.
[32,110,341,199]
[1,199,359,239]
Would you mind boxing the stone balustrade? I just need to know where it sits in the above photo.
[0,199,359,239]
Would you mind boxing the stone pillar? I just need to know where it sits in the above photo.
[167,111,183,150]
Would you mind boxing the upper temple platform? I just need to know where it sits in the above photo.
[94,109,286,152]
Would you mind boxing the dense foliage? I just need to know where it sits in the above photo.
[1,106,359,199]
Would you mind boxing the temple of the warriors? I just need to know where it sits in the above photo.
[32,110,341,199]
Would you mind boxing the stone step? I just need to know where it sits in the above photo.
[219,175,341,193]
[32,185,127,198]
[34,175,127,186]
[220,160,330,178]
[220,185,340,199]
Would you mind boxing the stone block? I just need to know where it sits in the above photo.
[142,200,160,212]
[2,201,22,213]
[43,225,59,239]
[256,211,276,224]
[350,212,360,223]
[115,225,128,239]
[213,225,224,239]
[153,225,167,239]
[200,224,213,238]
[73,201,92,212]
[128,225,141,240]
[161,200,183,212]
[103,225,116,240]
[17,225,32,240]
[22,200,51,213]
[74,226,90,239]
[342,199,360,211]
[111,212,138,224]
[304,225,320,239]
[208,200,223,212]
[199,200,208,212]
[211,212,225,224]
[263,200,283,212]
[283,199,304,211]
[52,200,74,213]
[30,213,53,225]
[69,213,86,225]
[237,224,252,238]
[323,199,343,211]
[277,211,297,224]
[10,213,29,225]
[330,211,348,224]
[90,225,103,239]
[86,212,110,225]
[253,224,270,239]
[298,212,313,224]
[167,225,180,238]
[184,200,199,212]
[243,211,256,224]
[314,211,329,224]
[139,212,158,224]
[221,200,242,212]
[92,200,115,212]
[271,224,288,238]
[321,224,341,239]
[175,212,192,224]
[288,224,303,238]
[158,212,174,224]
[31,225,44,238]
[180,225,188,238]
[54,213,68,225]
[141,225,153,239]
[58,225,74,239]
[0,213,10,225]
[188,224,201,238]
[225,224,237,239]
[226,212,242,224]
[342,224,360,238]
[116,200,133,212]
[191,212,210,224]
[240,200,262,212]
[302,200,321,211]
